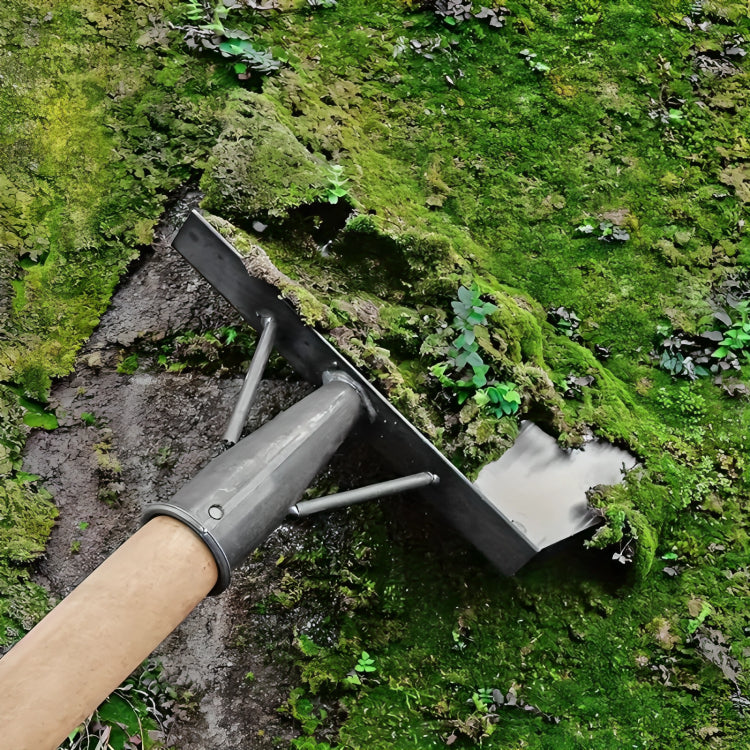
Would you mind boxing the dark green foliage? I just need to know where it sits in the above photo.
[712,300,750,359]
[0,388,55,644]
[547,306,581,341]
[59,661,178,750]
[179,0,281,80]
[324,165,351,205]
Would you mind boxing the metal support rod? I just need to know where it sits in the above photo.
[289,471,439,518]
[223,315,277,445]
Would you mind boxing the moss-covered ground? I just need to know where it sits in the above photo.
[2,0,750,747]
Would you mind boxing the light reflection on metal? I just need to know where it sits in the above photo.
[474,422,637,550]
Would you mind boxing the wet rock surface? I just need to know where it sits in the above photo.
[23,205,318,748]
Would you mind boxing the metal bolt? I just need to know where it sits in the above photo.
[208,505,224,520]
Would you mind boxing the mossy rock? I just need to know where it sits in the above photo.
[200,91,329,224]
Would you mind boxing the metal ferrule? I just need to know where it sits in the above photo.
[142,378,363,594]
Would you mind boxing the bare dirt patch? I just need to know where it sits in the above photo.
[24,198,317,748]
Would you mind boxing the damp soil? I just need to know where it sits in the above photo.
[21,197,344,749]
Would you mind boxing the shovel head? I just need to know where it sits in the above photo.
[172,212,633,573]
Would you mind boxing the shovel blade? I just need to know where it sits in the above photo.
[474,422,636,550]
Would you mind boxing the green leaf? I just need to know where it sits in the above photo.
[503,389,522,404]
[457,285,474,305]
[466,350,484,369]
[668,108,684,123]
[219,39,246,56]
[479,301,498,316]
[471,368,488,388]
[454,350,470,369]
[430,363,448,378]
[474,390,490,407]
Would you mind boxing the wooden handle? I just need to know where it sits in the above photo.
[0,516,218,750]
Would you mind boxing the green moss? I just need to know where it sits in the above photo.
[0,478,57,565]
[0,0,234,647]
[0,388,55,644]
[201,91,330,222]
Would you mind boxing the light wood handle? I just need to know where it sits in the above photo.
[0,515,218,750]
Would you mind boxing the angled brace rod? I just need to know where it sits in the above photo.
[223,314,277,445]
[289,471,440,518]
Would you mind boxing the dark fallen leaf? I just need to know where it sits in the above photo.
[713,309,733,326]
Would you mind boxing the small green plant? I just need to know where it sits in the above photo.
[547,306,581,340]
[430,285,521,417]
[69,540,81,554]
[345,651,376,685]
[285,687,330,741]
[79,411,98,426]
[473,382,522,416]
[576,220,629,242]
[686,600,713,635]
[355,651,376,674]
[450,284,498,360]
[181,0,206,22]
[475,687,494,707]
[218,38,282,77]
[181,1,281,79]
[519,49,550,73]
[712,301,750,359]
[220,325,240,345]
[656,301,750,381]
[117,353,139,375]
[154,445,175,469]
[324,165,350,204]
[61,661,177,749]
